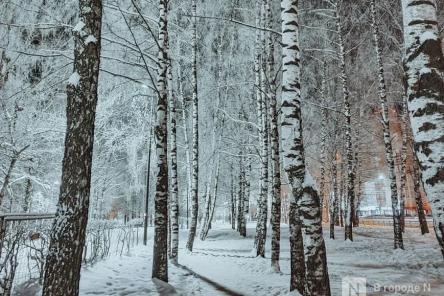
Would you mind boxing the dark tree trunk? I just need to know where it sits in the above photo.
[289,200,305,294]
[238,160,246,237]
[330,157,338,239]
[231,169,236,230]
[22,172,32,212]
[42,1,103,294]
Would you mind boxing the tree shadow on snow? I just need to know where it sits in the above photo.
[152,278,178,295]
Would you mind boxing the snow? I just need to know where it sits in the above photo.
[73,21,86,33]
[79,245,223,296]
[85,35,97,45]
[420,31,437,43]
[67,71,81,86]
[303,170,316,189]
[74,223,444,295]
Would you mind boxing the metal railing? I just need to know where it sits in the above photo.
[0,213,55,258]
[0,213,55,295]
[0,213,143,295]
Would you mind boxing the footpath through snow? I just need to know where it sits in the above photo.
[79,244,237,296]
[77,223,444,295]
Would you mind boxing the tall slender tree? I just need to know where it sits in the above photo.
[168,63,179,264]
[267,0,282,272]
[186,0,199,252]
[369,0,403,249]
[238,159,247,237]
[42,1,103,294]
[333,1,355,241]
[152,0,169,281]
[281,0,330,294]
[255,0,269,258]
[330,156,338,239]
[230,167,236,230]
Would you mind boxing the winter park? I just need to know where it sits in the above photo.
[1,0,444,295]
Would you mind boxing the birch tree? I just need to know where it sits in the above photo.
[369,0,403,249]
[152,0,169,281]
[281,0,330,294]
[231,168,236,230]
[333,1,355,241]
[168,64,179,264]
[402,0,444,256]
[186,0,199,252]
[255,0,269,258]
[42,0,103,294]
[329,155,338,239]
[238,160,247,237]
[267,0,282,272]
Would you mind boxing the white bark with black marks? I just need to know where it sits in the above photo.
[186,0,199,252]
[168,64,179,264]
[254,0,268,258]
[151,0,169,282]
[402,0,444,256]
[281,0,330,294]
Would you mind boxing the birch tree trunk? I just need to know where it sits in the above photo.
[402,0,444,255]
[400,99,409,233]
[202,160,220,239]
[330,157,338,239]
[231,169,236,230]
[267,0,282,272]
[339,157,345,227]
[238,160,247,237]
[151,0,169,281]
[186,0,199,252]
[178,69,192,229]
[335,4,355,241]
[255,0,269,258]
[243,163,250,228]
[319,63,328,223]
[370,0,404,249]
[42,1,103,294]
[168,65,179,264]
[352,126,361,228]
[281,0,330,294]
[200,183,211,239]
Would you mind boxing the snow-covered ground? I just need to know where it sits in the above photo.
[78,223,444,295]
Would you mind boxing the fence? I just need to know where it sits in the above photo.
[359,217,434,229]
[0,213,143,296]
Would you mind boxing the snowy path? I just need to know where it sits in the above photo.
[79,244,242,296]
[79,224,444,295]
